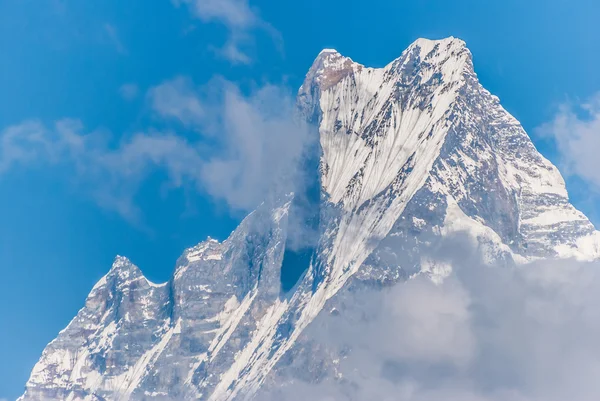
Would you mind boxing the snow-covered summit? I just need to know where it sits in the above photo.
[19,37,600,401]
[410,36,468,57]
[304,37,471,96]
[302,36,599,261]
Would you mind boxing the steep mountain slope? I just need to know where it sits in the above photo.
[19,37,600,401]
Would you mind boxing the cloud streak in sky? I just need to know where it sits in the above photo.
[0,118,202,223]
[538,92,600,192]
[103,23,127,55]
[173,0,280,64]
[183,0,258,29]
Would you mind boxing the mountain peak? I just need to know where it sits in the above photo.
[318,48,340,56]
[311,37,469,69]
[409,36,466,51]
[97,255,166,291]
[111,254,133,267]
[303,36,473,105]
[405,36,471,66]
[20,37,600,401]
[304,47,361,92]
[108,255,141,277]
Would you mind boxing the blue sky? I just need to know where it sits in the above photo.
[1,0,600,399]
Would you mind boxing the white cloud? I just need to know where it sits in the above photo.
[375,276,473,366]
[147,76,205,127]
[83,132,204,222]
[119,83,139,101]
[0,120,53,173]
[537,92,600,192]
[0,118,201,224]
[262,246,600,401]
[148,77,315,212]
[182,0,257,28]
[103,23,127,55]
[219,35,253,64]
[0,79,313,224]
[173,0,279,64]
[199,82,314,211]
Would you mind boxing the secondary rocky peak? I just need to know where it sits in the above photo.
[303,48,361,93]
[304,37,472,95]
[408,36,468,58]
[109,255,138,273]
[86,256,165,306]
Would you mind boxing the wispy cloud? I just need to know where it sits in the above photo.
[147,76,205,127]
[0,118,200,224]
[173,0,280,64]
[119,83,139,101]
[218,34,253,64]
[537,92,600,192]
[148,76,315,211]
[0,79,313,225]
[103,23,127,55]
[0,121,52,173]
[183,0,258,28]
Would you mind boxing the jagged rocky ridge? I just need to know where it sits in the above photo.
[19,37,600,401]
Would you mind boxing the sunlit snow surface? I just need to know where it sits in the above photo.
[19,37,600,401]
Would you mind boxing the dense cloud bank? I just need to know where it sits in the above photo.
[262,241,600,401]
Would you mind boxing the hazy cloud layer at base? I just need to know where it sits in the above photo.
[262,244,600,401]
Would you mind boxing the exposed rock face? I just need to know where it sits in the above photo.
[19,37,600,401]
